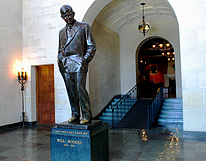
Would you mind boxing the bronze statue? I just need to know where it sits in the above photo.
[57,5,96,124]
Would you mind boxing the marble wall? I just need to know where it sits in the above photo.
[23,0,68,123]
[0,0,22,126]
[90,21,120,117]
[168,0,206,131]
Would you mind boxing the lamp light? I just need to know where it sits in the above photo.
[138,3,150,36]
[166,43,170,47]
[18,68,27,127]
[152,42,171,49]
[159,44,163,48]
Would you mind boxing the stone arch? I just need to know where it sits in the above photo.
[83,0,181,98]
[82,0,112,25]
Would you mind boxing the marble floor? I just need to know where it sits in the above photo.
[0,125,206,161]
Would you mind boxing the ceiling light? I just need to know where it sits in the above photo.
[166,43,170,47]
[159,44,163,48]
[138,3,150,36]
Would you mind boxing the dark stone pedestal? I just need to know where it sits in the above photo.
[50,120,109,161]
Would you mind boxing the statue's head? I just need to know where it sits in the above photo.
[60,5,75,25]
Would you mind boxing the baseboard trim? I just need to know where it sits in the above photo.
[25,121,38,126]
[0,121,38,132]
[0,122,22,131]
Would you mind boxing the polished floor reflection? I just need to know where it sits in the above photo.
[0,125,206,161]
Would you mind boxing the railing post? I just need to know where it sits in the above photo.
[146,85,164,130]
[147,106,150,130]
[112,107,114,129]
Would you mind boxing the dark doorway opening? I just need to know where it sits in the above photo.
[138,38,176,98]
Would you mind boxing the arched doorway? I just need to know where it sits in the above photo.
[137,37,176,98]
[83,0,182,116]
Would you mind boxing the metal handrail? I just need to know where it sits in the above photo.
[111,84,138,128]
[147,85,164,130]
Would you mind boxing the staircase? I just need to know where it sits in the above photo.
[99,97,137,128]
[158,98,183,127]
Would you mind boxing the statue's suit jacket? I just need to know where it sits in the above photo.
[58,21,96,73]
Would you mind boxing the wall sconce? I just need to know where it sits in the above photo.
[138,2,150,36]
[18,68,27,127]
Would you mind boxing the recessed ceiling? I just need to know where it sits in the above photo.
[95,0,176,33]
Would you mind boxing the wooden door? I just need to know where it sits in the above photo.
[37,65,55,124]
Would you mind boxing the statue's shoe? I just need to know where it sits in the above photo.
[80,118,91,124]
[68,117,80,124]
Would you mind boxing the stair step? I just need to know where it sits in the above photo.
[163,102,182,106]
[102,112,126,117]
[158,99,183,127]
[162,106,182,110]
[164,98,182,103]
[99,95,138,127]
[158,118,183,124]
[159,113,183,119]
[114,98,138,102]
[109,105,132,109]
[99,116,122,121]
[158,122,183,126]
[163,100,182,103]
[106,108,129,112]
[111,101,136,105]
[159,115,183,119]
[161,110,182,114]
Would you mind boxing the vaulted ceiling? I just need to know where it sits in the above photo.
[95,0,176,33]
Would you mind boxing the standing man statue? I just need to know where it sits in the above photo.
[57,5,96,124]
